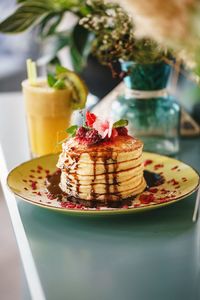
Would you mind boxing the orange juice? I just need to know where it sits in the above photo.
[22,78,73,156]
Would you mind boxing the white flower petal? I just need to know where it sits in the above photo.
[102,129,109,139]
[108,121,114,137]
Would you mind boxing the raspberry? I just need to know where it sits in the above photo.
[111,128,118,139]
[116,127,128,136]
[76,126,88,139]
[86,111,96,127]
[85,129,102,145]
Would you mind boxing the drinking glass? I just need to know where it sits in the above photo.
[22,78,73,157]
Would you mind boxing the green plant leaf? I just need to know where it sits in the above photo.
[0,0,93,74]
[70,23,93,72]
[78,4,92,17]
[0,0,84,34]
[39,12,63,37]
[66,125,78,137]
[0,0,53,33]
[113,119,129,128]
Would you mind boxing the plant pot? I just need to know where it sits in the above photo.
[80,55,121,99]
[111,61,180,156]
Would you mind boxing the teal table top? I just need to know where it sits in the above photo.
[0,94,200,300]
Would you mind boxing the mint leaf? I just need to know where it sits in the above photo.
[53,79,66,89]
[56,64,69,75]
[47,73,57,87]
[113,119,128,128]
[47,71,66,90]
[66,125,78,137]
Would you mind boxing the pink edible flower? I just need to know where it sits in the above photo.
[93,118,113,139]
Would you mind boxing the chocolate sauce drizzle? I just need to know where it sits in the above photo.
[90,150,97,200]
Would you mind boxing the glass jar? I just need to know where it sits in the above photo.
[111,61,180,156]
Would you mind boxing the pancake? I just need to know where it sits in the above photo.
[57,135,146,202]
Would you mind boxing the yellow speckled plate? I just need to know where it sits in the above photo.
[7,152,200,215]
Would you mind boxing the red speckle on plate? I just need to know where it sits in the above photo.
[122,205,129,209]
[47,193,55,200]
[158,198,170,203]
[171,179,179,186]
[171,191,177,197]
[61,201,86,209]
[144,159,153,167]
[30,182,37,190]
[167,179,179,186]
[139,193,155,204]
[67,203,76,209]
[154,164,164,170]
[171,166,178,170]
[160,188,170,195]
[55,169,61,175]
[45,170,50,174]
[37,192,42,196]
[76,204,83,209]
[182,177,187,182]
[61,202,67,208]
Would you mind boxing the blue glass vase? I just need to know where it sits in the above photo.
[111,61,180,156]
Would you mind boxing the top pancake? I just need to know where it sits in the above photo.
[59,135,143,165]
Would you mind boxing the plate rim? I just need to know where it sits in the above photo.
[7,152,200,215]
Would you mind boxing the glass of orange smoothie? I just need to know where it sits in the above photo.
[22,77,75,157]
[22,60,88,157]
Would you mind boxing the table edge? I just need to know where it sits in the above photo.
[0,144,46,300]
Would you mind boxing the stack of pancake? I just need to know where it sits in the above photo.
[57,135,146,205]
